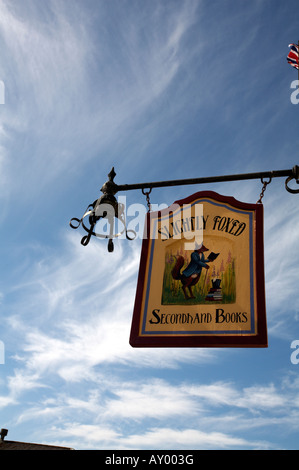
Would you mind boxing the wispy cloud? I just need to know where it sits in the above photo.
[3,232,216,388]
[0,0,97,203]
[118,427,268,450]
[12,373,299,449]
[0,0,202,206]
[103,379,200,420]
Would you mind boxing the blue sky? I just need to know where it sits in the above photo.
[0,0,299,450]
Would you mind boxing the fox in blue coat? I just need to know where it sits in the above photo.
[171,244,211,299]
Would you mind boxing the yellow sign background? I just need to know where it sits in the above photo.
[140,196,256,335]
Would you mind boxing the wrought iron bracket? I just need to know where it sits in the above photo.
[70,164,299,251]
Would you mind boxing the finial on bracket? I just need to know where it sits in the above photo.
[100,167,118,196]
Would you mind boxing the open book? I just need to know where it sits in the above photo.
[207,252,220,261]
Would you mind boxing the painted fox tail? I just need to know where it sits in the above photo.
[171,256,185,280]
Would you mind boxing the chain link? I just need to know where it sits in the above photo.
[257,177,272,204]
[142,188,152,212]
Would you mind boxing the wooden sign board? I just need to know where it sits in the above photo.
[129,191,267,348]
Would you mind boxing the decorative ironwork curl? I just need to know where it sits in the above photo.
[285,165,299,194]
[69,168,136,252]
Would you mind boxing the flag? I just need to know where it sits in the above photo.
[287,43,299,70]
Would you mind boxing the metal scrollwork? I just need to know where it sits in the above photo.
[69,168,136,252]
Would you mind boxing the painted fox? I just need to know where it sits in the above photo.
[171,244,210,299]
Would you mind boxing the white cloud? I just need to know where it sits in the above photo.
[7,370,46,396]
[118,427,268,450]
[183,381,288,412]
[103,379,200,420]
[0,395,16,409]
[26,374,295,449]
[0,0,203,207]
[3,232,217,400]
[239,384,286,410]
[0,0,91,115]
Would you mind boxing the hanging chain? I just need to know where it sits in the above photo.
[142,188,152,212]
[257,177,272,204]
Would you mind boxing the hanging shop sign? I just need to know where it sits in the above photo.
[129,191,267,348]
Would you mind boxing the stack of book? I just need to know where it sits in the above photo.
[205,279,222,302]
